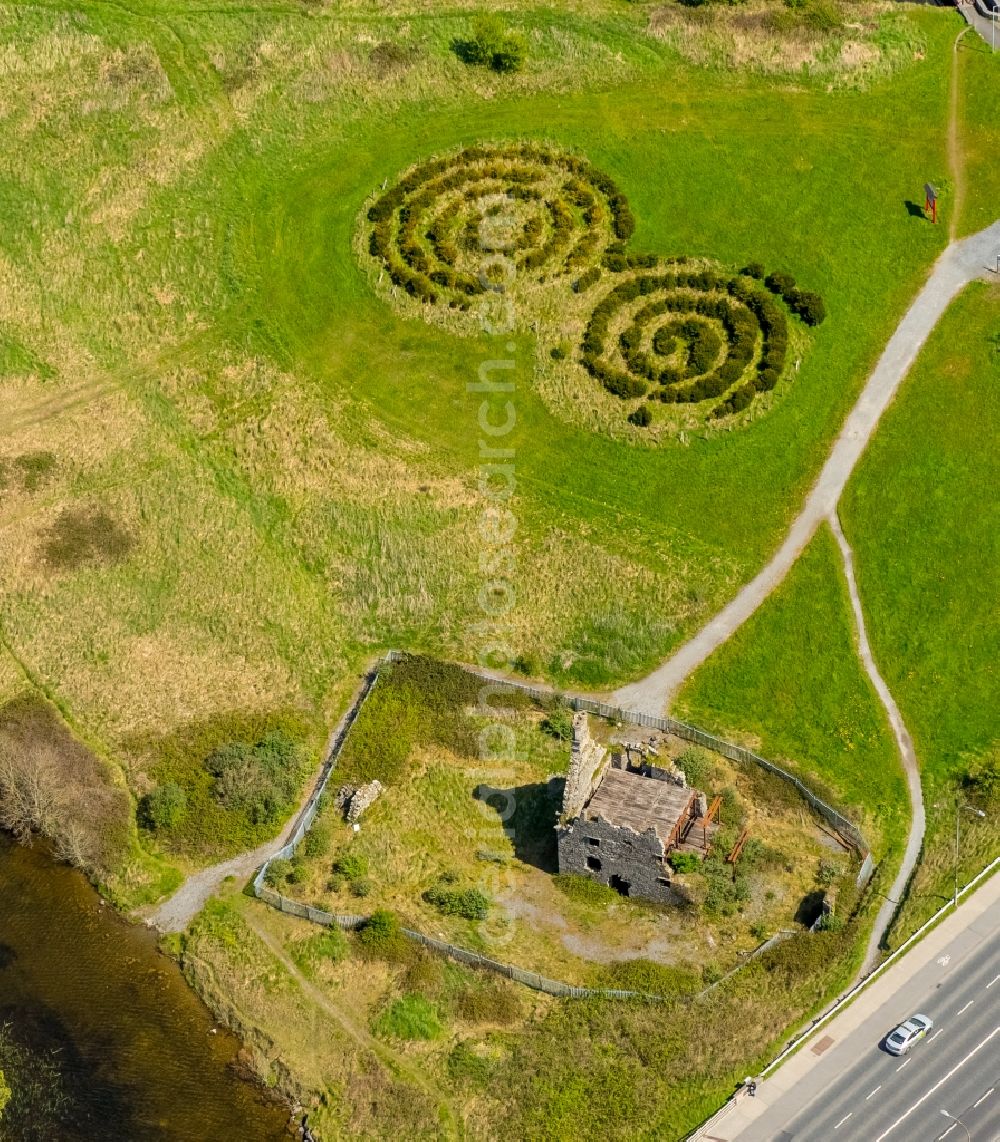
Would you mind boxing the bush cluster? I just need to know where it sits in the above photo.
[205,731,302,826]
[452,16,527,74]
[367,146,827,428]
[764,269,826,325]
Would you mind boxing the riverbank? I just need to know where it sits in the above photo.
[0,833,290,1139]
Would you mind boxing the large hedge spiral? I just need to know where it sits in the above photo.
[366,143,633,308]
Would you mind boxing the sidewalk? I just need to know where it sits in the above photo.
[959,0,998,48]
[694,869,1000,1140]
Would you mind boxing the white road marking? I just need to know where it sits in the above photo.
[929,1029,943,1041]
[938,955,952,966]
[896,1059,910,1072]
[939,1124,957,1140]
[866,1086,882,1100]
[974,1087,994,1108]
[834,1113,853,1129]
[875,1025,1000,1141]
[958,1000,974,1015]
[987,974,1000,989]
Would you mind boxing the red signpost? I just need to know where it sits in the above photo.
[925,182,938,225]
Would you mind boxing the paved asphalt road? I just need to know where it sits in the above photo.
[733,902,1000,1142]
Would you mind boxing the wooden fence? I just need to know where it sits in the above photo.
[253,650,877,1000]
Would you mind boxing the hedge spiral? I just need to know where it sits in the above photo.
[365,143,633,308]
[361,142,824,430]
[581,263,791,419]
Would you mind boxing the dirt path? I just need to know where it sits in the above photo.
[613,219,1000,717]
[828,513,925,973]
[948,25,972,241]
[245,915,459,1137]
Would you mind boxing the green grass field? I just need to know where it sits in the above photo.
[675,524,908,858]
[0,3,961,784]
[841,280,1000,942]
[956,32,1000,236]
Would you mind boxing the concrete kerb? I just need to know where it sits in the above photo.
[685,851,1000,1140]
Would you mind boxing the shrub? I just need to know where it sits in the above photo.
[351,876,374,898]
[702,856,750,916]
[803,1,841,30]
[448,1042,493,1085]
[513,651,543,675]
[423,878,491,920]
[668,851,700,874]
[302,821,331,859]
[333,851,369,880]
[595,959,700,996]
[815,858,842,887]
[720,785,745,827]
[750,921,769,941]
[457,981,522,1024]
[674,746,718,789]
[764,271,796,297]
[790,289,826,326]
[374,994,443,1041]
[740,837,786,872]
[740,262,765,279]
[550,345,568,361]
[264,857,293,888]
[541,705,574,741]
[816,911,844,932]
[964,747,1000,804]
[628,404,653,428]
[205,731,302,826]
[139,782,187,831]
[573,266,602,293]
[357,909,413,962]
[702,962,723,984]
[369,41,417,77]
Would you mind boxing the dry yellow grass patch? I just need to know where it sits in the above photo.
[648,2,923,83]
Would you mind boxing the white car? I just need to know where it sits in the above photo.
[884,1014,933,1055]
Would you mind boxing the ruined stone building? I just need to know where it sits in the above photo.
[556,713,710,904]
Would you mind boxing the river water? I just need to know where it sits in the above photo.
[0,833,289,1140]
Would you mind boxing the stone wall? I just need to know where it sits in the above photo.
[557,814,680,905]
[560,712,608,821]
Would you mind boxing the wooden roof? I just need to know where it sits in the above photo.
[584,768,694,847]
